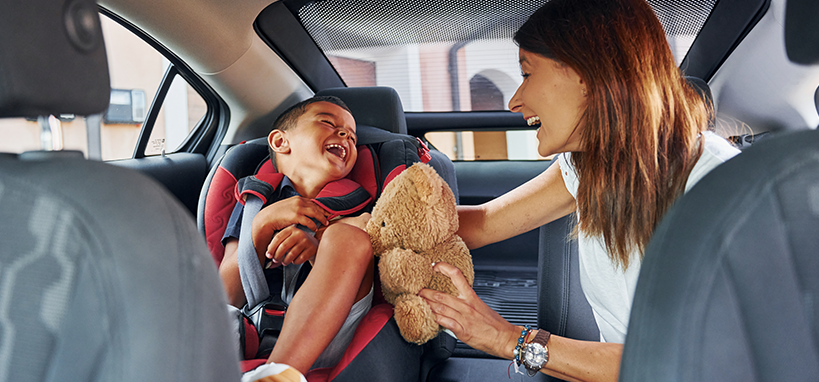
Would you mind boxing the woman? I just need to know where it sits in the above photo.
[419,0,740,381]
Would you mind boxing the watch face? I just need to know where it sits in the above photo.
[524,343,547,368]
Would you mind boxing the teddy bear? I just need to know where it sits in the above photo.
[366,162,474,345]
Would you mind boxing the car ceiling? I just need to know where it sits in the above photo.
[99,0,312,139]
[98,0,819,145]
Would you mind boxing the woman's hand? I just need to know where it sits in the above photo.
[419,262,520,359]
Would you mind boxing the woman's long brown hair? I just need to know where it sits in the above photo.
[515,0,710,269]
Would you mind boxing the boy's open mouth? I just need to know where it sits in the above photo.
[325,143,347,160]
[527,115,541,127]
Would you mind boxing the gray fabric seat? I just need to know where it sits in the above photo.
[620,1,819,379]
[619,128,819,381]
[0,154,240,382]
[0,1,240,381]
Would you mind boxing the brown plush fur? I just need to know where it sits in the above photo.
[366,162,474,344]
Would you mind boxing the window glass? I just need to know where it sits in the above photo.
[100,17,206,160]
[426,130,553,161]
[296,0,717,112]
[0,13,205,160]
[144,69,207,156]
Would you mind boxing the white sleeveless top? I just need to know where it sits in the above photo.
[556,131,740,343]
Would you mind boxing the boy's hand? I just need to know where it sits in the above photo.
[267,225,319,266]
[254,197,329,232]
[251,197,329,260]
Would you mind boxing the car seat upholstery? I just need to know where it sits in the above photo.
[537,214,600,344]
[0,1,240,381]
[619,128,819,382]
[619,1,819,380]
[0,155,241,382]
[197,86,458,381]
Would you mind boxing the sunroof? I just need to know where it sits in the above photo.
[295,0,717,112]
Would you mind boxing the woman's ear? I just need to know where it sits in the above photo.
[269,129,290,154]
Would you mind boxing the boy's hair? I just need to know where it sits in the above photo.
[272,95,352,132]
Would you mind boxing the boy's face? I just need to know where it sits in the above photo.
[274,101,358,182]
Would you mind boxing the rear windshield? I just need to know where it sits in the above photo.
[294,0,718,112]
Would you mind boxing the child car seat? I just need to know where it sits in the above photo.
[198,86,458,381]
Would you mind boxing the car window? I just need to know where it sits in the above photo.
[0,12,206,160]
[294,0,716,112]
[426,130,551,161]
[285,0,717,162]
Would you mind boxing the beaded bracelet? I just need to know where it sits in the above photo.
[513,325,531,366]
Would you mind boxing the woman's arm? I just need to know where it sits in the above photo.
[457,162,576,249]
[420,262,621,382]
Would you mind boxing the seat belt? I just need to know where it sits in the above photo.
[237,183,273,307]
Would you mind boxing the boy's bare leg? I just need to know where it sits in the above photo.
[266,223,374,374]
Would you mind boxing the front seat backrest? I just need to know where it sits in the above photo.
[0,1,240,381]
[619,129,819,381]
[0,156,240,382]
[620,1,819,379]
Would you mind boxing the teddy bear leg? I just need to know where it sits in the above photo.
[393,294,439,345]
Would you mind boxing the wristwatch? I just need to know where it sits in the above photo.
[522,330,551,376]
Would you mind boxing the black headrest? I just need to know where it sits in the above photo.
[0,0,110,118]
[785,0,819,65]
[315,87,407,134]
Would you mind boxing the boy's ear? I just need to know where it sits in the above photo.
[268,129,290,154]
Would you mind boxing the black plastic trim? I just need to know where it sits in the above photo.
[133,64,177,159]
[405,111,528,135]
[681,0,771,81]
[255,1,345,91]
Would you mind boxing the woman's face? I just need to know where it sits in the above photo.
[508,48,587,156]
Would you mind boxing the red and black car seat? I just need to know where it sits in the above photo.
[197,87,458,381]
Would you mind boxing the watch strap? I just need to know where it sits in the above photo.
[523,329,551,376]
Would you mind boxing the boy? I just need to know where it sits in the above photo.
[219,96,374,374]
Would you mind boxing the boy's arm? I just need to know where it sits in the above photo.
[219,239,246,308]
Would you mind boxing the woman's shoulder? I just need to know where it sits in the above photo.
[556,152,579,197]
[701,131,741,162]
[685,131,741,192]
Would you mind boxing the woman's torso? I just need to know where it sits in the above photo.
[557,131,740,343]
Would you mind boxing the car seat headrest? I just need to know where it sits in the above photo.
[785,0,819,65]
[0,0,110,118]
[315,87,407,134]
